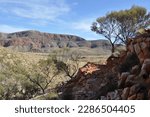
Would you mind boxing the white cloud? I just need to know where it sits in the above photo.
[0,0,70,20]
[0,24,28,33]
[71,18,96,32]
[72,22,91,32]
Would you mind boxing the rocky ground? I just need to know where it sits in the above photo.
[60,29,150,100]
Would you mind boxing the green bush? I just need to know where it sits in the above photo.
[0,50,63,99]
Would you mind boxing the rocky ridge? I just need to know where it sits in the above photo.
[0,30,111,52]
[60,29,150,100]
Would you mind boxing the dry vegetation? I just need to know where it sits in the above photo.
[0,46,111,100]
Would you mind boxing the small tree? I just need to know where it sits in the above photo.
[91,6,150,49]
[0,50,38,99]
[91,16,120,53]
[27,57,59,94]
[52,48,81,79]
[55,51,81,79]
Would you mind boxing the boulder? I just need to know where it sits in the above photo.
[131,65,140,75]
[121,87,130,100]
[106,90,120,100]
[134,43,141,55]
[136,93,145,100]
[142,59,150,73]
[118,72,130,88]
[125,75,136,87]
[128,94,137,100]
[129,84,141,97]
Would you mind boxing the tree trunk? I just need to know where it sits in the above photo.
[41,88,45,94]
[111,44,115,53]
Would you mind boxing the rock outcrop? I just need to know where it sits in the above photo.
[60,62,118,99]
[60,29,150,100]
[0,30,111,52]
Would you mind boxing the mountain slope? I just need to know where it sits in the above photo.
[0,30,111,52]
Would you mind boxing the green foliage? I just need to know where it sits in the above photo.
[91,6,150,45]
[0,51,39,99]
[51,49,81,79]
[0,50,60,99]
[108,6,149,43]
[26,56,60,94]
[91,13,120,53]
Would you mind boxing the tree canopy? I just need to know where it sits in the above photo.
[91,6,150,53]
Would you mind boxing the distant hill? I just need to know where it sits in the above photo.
[0,30,111,52]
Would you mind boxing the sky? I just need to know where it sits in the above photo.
[0,0,150,40]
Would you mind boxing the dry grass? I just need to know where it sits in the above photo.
[0,46,111,99]
[0,46,110,83]
[0,46,110,68]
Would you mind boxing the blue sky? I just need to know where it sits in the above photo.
[0,0,150,40]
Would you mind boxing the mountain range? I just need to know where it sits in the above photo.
[0,30,111,52]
